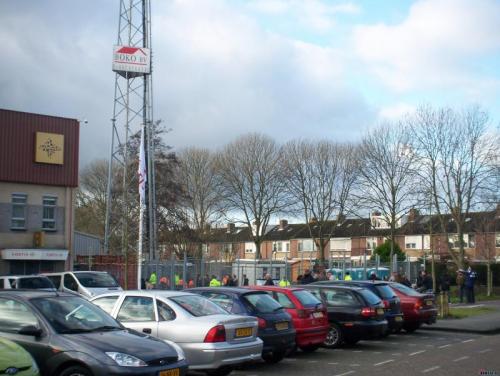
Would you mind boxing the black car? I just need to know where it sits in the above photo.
[314,280,404,334]
[0,290,188,376]
[189,287,296,363]
[302,284,388,348]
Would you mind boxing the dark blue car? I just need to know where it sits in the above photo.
[189,287,296,363]
[312,280,403,334]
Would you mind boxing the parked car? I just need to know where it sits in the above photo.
[0,336,39,376]
[249,286,329,352]
[388,282,437,332]
[190,287,296,363]
[91,290,262,376]
[315,280,404,334]
[42,271,122,298]
[0,275,55,291]
[302,284,388,348]
[0,290,188,376]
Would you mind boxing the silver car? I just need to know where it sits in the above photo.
[91,290,262,376]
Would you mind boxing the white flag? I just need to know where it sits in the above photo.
[138,127,147,206]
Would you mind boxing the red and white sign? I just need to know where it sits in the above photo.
[1,249,68,261]
[112,45,151,75]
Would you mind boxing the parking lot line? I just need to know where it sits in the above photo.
[478,349,492,354]
[374,359,394,366]
[391,353,402,356]
[409,350,426,356]
[453,356,469,362]
[438,344,451,349]
[334,371,355,376]
[328,362,338,365]
[422,366,440,373]
[462,339,475,343]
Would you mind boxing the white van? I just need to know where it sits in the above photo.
[42,271,122,298]
[0,275,56,291]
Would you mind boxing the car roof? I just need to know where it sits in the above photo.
[0,275,50,279]
[302,284,366,292]
[314,280,389,286]
[0,290,79,300]
[189,287,268,295]
[250,286,304,292]
[92,290,196,299]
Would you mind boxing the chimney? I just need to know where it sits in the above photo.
[408,208,419,222]
[226,223,235,233]
[279,219,288,230]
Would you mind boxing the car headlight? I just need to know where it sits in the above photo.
[164,339,185,361]
[105,352,147,367]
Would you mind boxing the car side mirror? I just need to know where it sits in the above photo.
[18,325,43,337]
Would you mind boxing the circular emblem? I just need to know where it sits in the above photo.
[5,368,19,375]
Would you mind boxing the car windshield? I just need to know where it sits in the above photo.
[293,290,322,307]
[169,295,227,317]
[17,277,55,289]
[32,296,122,334]
[243,292,283,313]
[391,283,422,296]
[358,289,382,305]
[74,273,120,288]
[374,284,397,299]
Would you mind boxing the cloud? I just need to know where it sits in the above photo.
[353,0,500,93]
[378,103,416,121]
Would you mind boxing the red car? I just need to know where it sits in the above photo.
[389,282,438,332]
[250,286,329,352]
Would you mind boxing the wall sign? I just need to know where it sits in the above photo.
[35,132,64,165]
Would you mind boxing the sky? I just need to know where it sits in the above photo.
[1,0,499,166]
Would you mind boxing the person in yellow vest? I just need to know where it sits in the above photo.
[209,275,221,287]
[344,271,352,281]
[278,278,290,287]
[147,272,157,289]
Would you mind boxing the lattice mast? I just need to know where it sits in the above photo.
[104,0,156,287]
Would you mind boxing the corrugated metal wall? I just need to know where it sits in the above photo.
[74,231,104,256]
[0,109,79,187]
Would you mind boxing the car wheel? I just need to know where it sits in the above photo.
[262,350,286,364]
[404,323,420,333]
[324,324,343,348]
[300,345,320,353]
[206,366,233,376]
[58,365,92,376]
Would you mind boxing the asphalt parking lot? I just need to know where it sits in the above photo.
[229,330,500,376]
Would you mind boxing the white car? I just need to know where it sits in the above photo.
[91,290,263,376]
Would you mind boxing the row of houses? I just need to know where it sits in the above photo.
[199,207,500,264]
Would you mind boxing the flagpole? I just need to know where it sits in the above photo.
[137,127,147,290]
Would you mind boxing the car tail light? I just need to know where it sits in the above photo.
[414,300,423,310]
[297,309,309,319]
[361,307,376,317]
[204,325,226,343]
[258,318,267,328]
[382,300,390,309]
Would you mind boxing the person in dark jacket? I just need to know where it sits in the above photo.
[264,274,274,286]
[465,267,477,304]
[301,269,316,284]
[439,271,451,302]
[242,274,249,286]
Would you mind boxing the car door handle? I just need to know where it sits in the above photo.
[142,328,152,334]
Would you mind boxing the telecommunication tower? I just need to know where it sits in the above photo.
[104,0,157,285]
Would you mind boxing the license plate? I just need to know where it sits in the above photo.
[395,316,403,322]
[377,308,384,315]
[313,312,323,318]
[426,300,433,306]
[159,369,179,376]
[235,327,253,337]
[275,322,289,331]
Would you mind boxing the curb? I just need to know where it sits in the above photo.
[420,326,500,335]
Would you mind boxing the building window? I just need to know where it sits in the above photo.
[11,194,27,230]
[245,242,255,253]
[448,234,469,249]
[285,242,290,252]
[496,233,500,248]
[298,239,314,252]
[366,237,377,250]
[468,234,475,248]
[42,196,57,231]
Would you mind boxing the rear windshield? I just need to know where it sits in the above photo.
[74,273,120,288]
[374,284,397,299]
[390,283,421,297]
[169,295,227,317]
[358,289,382,305]
[243,292,283,313]
[17,277,54,289]
[293,290,322,307]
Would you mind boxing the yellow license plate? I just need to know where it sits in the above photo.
[236,327,253,337]
[377,308,384,315]
[395,316,403,322]
[275,322,289,331]
[160,369,179,376]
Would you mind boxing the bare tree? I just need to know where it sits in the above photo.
[408,105,499,268]
[356,123,419,270]
[177,147,223,257]
[282,140,358,263]
[215,133,288,259]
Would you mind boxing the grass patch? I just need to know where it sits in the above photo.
[447,306,495,319]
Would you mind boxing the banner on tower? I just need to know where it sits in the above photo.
[112,45,151,76]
